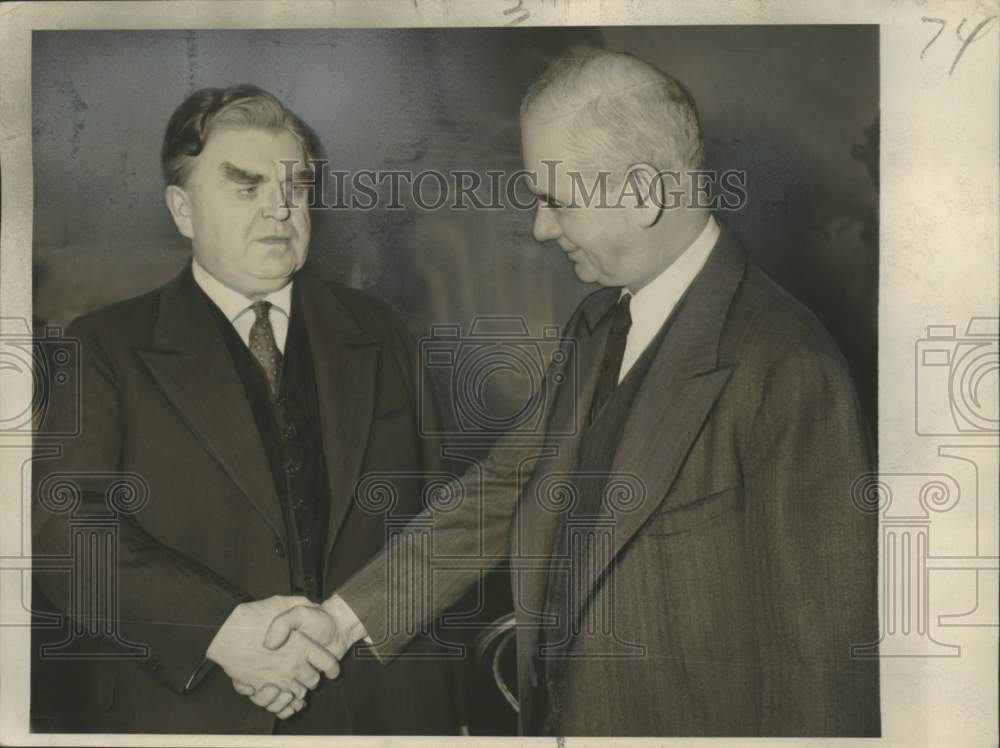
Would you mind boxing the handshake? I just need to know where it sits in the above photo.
[205,594,368,720]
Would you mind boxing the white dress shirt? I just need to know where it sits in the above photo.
[191,259,293,353]
[618,215,720,383]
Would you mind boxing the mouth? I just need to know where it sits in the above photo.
[257,236,293,245]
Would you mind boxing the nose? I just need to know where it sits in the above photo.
[261,182,291,222]
[532,204,561,243]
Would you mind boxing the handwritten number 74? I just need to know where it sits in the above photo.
[921,16,997,75]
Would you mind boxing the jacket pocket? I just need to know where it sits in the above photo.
[642,486,741,536]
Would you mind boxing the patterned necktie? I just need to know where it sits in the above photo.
[588,294,633,425]
[248,300,283,397]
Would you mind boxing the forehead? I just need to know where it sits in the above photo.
[196,127,307,176]
[520,111,588,194]
[521,110,572,163]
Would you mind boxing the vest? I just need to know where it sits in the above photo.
[537,293,686,733]
[206,286,331,601]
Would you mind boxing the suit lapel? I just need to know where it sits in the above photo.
[295,276,381,567]
[516,288,617,556]
[513,287,617,711]
[567,232,748,633]
[136,265,287,542]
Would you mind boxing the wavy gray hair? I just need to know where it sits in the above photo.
[521,49,705,177]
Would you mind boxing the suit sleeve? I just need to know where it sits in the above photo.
[32,321,250,695]
[337,309,581,662]
[743,346,880,736]
[380,311,474,726]
[336,445,525,662]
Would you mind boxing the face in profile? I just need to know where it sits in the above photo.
[520,111,664,291]
[521,112,614,286]
[166,126,312,297]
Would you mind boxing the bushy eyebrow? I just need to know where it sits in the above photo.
[220,162,266,186]
[288,165,316,182]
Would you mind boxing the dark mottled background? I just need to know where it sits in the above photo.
[31,26,878,426]
[31,27,878,734]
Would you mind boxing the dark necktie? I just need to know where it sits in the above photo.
[588,294,632,424]
[248,300,283,397]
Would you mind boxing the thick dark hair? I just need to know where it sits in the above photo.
[161,84,322,186]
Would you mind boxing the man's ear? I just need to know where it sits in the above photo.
[165,184,194,240]
[621,162,665,229]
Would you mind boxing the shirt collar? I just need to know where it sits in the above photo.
[620,214,721,321]
[191,258,293,322]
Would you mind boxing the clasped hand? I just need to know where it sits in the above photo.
[207,594,362,720]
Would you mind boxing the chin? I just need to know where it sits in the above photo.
[572,264,600,285]
[257,252,305,278]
